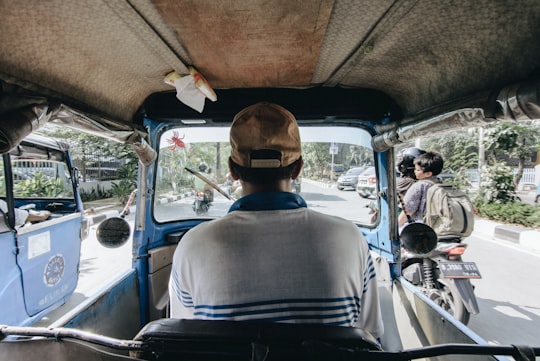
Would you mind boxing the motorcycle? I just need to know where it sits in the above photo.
[401,233,481,325]
[192,190,213,215]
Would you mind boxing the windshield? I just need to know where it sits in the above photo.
[153,125,377,225]
[345,167,365,176]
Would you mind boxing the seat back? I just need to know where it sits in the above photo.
[132,318,380,360]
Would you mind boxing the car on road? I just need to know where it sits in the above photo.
[356,167,377,198]
[337,166,366,190]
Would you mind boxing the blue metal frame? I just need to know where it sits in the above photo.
[0,135,83,326]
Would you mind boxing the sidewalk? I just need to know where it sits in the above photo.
[473,217,540,251]
[81,198,123,238]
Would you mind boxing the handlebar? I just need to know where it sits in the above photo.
[1,325,538,360]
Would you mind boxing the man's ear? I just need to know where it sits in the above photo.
[291,157,303,179]
[228,157,240,180]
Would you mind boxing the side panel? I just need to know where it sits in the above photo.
[0,232,27,325]
[15,214,82,316]
[60,270,141,340]
[0,339,137,361]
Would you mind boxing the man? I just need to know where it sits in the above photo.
[169,102,383,339]
[0,199,51,232]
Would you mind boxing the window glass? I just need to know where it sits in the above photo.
[11,159,74,198]
[154,126,377,225]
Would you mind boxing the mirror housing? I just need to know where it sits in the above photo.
[400,222,438,255]
[96,217,131,248]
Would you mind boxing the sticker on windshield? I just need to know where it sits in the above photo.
[167,131,186,150]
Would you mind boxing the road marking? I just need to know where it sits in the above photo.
[471,232,540,259]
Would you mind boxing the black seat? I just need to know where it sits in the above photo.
[132,318,380,360]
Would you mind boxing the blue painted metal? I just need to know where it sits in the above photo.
[0,134,83,326]
[16,216,81,316]
[133,116,403,325]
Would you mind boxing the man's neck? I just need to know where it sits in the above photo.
[240,179,292,196]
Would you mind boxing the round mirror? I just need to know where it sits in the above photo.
[96,217,131,248]
[400,222,438,255]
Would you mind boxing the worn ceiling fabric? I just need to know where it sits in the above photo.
[0,0,539,127]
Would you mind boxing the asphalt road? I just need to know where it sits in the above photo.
[464,231,540,345]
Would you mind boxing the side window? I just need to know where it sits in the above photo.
[11,159,74,199]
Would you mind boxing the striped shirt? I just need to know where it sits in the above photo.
[169,192,383,338]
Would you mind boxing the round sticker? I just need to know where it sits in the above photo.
[44,254,65,286]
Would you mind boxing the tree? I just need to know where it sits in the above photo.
[38,125,137,182]
[410,131,479,189]
[483,121,540,187]
[302,143,330,178]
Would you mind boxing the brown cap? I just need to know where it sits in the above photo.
[230,102,301,168]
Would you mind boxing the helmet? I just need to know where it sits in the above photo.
[396,147,425,178]
[198,162,208,172]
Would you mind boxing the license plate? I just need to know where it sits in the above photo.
[439,261,482,279]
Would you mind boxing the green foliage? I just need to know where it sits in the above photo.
[111,180,136,205]
[474,199,540,228]
[477,163,518,203]
[111,162,138,204]
[302,143,331,178]
[483,121,540,185]
[80,185,112,202]
[421,131,479,190]
[13,172,65,197]
[302,143,372,180]
[423,131,479,169]
[483,122,540,162]
[39,124,140,203]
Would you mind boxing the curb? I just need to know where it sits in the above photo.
[494,225,540,250]
[455,218,540,252]
[157,191,194,205]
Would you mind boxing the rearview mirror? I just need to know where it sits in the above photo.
[96,217,131,248]
[400,222,437,255]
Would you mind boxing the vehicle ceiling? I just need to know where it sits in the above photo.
[1,1,540,143]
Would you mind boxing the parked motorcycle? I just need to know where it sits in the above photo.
[401,234,481,325]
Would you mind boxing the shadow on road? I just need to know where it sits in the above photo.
[468,296,540,345]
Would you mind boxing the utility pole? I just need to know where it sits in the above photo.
[216,142,221,179]
[478,127,485,185]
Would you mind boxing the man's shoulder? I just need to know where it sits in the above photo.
[304,208,363,233]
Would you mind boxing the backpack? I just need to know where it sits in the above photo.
[422,181,475,237]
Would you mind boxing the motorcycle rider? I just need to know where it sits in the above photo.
[396,147,425,227]
[396,147,426,197]
[194,162,214,203]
